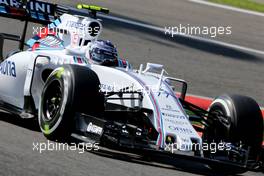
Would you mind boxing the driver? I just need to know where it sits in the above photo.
[86,40,131,68]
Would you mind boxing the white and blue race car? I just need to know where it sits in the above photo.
[0,0,263,174]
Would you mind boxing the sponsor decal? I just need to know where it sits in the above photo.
[157,91,170,98]
[161,104,180,113]
[164,118,188,125]
[87,122,103,135]
[162,112,185,119]
[0,60,16,77]
[168,126,193,134]
[165,104,172,110]
[29,0,53,14]
[72,56,88,64]
[0,0,54,14]
[0,0,21,8]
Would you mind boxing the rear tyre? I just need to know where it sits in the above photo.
[38,65,104,141]
[204,94,263,174]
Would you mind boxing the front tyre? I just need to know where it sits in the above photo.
[38,65,104,141]
[204,94,263,174]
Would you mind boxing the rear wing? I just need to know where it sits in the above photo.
[0,0,110,24]
[0,0,109,51]
[0,0,56,24]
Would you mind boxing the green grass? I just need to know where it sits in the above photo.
[208,0,264,13]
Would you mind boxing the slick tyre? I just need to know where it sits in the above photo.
[205,94,263,174]
[38,65,104,141]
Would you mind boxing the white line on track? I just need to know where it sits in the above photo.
[189,0,264,17]
[99,14,264,56]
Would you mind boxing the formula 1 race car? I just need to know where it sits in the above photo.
[0,0,263,174]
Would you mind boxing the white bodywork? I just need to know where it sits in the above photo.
[0,13,202,152]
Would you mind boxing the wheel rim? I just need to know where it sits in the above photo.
[211,110,230,139]
[43,80,63,122]
[204,105,231,142]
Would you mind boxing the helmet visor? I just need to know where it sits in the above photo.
[90,47,117,63]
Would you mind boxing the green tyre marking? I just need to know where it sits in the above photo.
[44,124,51,135]
[55,67,65,79]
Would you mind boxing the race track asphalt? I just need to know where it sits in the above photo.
[0,0,264,176]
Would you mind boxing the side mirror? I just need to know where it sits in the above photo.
[164,77,188,100]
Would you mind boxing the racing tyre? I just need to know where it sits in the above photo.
[204,94,263,174]
[38,65,104,141]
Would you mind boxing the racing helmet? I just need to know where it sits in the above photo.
[87,40,118,66]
